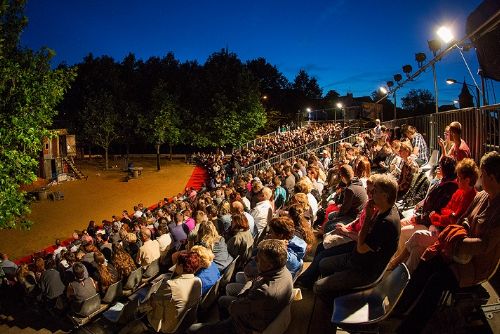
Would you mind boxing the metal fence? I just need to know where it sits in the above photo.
[237,129,371,176]
[234,104,499,177]
[382,104,500,162]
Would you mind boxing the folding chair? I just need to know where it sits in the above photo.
[331,264,411,333]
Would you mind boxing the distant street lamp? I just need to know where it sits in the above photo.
[306,107,313,121]
[336,102,344,124]
[379,86,397,120]
[446,78,480,108]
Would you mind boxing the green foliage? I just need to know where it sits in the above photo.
[140,82,182,148]
[401,88,434,115]
[0,0,76,228]
[81,91,120,169]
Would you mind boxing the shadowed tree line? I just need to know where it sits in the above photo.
[56,51,334,170]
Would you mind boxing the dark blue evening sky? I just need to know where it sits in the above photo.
[21,0,497,106]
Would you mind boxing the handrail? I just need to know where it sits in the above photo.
[237,129,371,176]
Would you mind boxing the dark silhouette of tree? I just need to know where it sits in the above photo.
[0,0,76,228]
[401,89,434,116]
[293,69,323,99]
[82,91,120,170]
[138,82,181,170]
[246,57,289,91]
[183,50,266,147]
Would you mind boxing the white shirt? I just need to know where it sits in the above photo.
[251,200,272,234]
[307,193,319,222]
[156,233,173,252]
[244,212,257,237]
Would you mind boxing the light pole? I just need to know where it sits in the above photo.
[336,102,343,124]
[306,107,313,121]
[379,86,397,120]
[446,78,480,108]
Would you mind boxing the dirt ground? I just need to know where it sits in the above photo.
[0,157,194,261]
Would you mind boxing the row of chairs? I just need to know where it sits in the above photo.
[68,259,161,327]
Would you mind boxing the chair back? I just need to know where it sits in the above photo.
[427,149,440,167]
[143,259,160,278]
[102,280,123,304]
[140,277,164,303]
[373,263,411,308]
[332,263,411,326]
[74,293,101,317]
[199,277,222,312]
[167,303,199,334]
[220,256,239,289]
[123,267,142,290]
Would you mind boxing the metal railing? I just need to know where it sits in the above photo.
[233,104,499,177]
[237,129,371,176]
[236,123,303,152]
[382,104,500,162]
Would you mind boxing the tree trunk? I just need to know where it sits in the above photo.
[104,146,109,170]
[156,144,161,171]
[169,143,173,161]
[88,144,92,160]
[125,142,130,168]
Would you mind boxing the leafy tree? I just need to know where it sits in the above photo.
[293,69,323,99]
[246,57,289,91]
[401,89,434,116]
[82,92,120,170]
[0,0,76,228]
[138,82,181,170]
[183,50,266,147]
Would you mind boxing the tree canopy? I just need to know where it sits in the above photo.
[401,88,435,116]
[0,0,76,228]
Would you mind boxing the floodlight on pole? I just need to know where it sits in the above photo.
[437,26,454,44]
[379,87,388,95]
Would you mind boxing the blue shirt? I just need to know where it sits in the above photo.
[287,235,307,277]
[196,262,221,295]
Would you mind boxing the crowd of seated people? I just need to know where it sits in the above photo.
[1,119,497,333]
[192,122,344,189]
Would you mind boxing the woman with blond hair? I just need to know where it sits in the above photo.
[190,245,221,295]
[195,221,233,272]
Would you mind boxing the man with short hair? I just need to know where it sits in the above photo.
[137,227,160,268]
[372,118,382,140]
[250,187,273,235]
[313,174,400,299]
[405,125,429,166]
[188,239,293,334]
[52,239,67,260]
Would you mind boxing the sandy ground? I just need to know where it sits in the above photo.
[0,158,194,261]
